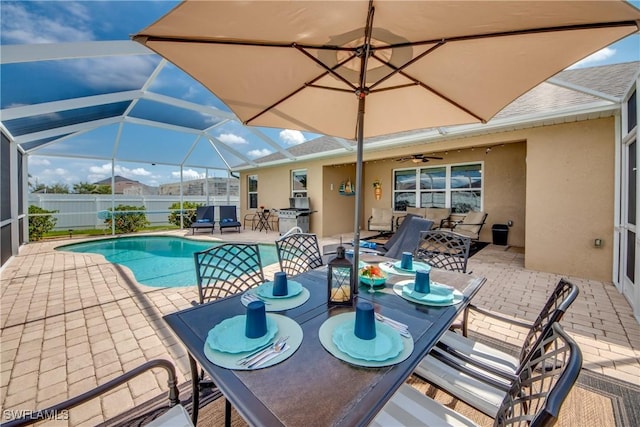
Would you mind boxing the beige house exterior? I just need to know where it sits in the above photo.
[238,62,638,293]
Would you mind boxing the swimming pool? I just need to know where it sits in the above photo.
[56,236,279,288]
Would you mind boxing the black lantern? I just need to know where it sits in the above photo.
[327,246,355,306]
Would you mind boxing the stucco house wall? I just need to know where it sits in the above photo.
[240,116,615,282]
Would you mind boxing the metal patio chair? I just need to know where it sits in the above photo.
[193,242,265,304]
[412,278,579,417]
[2,360,191,427]
[192,243,265,424]
[414,229,471,273]
[372,322,582,427]
[275,232,324,276]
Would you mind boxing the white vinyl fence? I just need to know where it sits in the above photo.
[28,194,240,231]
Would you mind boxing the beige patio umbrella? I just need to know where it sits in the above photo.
[134,0,639,272]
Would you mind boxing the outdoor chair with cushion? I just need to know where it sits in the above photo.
[414,229,471,273]
[367,207,394,234]
[441,210,488,241]
[192,243,265,424]
[276,232,324,276]
[190,205,215,234]
[2,359,191,427]
[372,322,582,427]
[423,207,452,228]
[412,278,579,417]
[218,205,241,233]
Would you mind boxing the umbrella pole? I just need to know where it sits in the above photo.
[352,95,365,294]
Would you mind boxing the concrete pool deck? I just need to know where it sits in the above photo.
[1,229,638,425]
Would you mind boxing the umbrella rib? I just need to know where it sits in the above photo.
[368,52,485,123]
[244,50,359,125]
[371,20,640,51]
[295,45,358,91]
[368,42,445,91]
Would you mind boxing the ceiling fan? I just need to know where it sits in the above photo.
[395,153,444,163]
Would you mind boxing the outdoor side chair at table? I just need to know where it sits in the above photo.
[275,232,324,276]
[372,322,583,427]
[192,243,266,425]
[414,229,472,273]
[412,278,579,417]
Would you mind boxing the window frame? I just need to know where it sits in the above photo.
[393,161,484,213]
[291,169,308,198]
[247,174,258,209]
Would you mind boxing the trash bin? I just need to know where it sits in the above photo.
[492,224,509,246]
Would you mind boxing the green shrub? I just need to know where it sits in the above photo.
[167,201,202,228]
[104,205,149,234]
[29,205,58,241]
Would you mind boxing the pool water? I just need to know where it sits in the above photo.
[57,236,279,287]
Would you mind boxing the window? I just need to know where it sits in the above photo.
[292,169,307,197]
[248,175,258,209]
[393,163,483,213]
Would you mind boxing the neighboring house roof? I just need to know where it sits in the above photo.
[243,61,639,168]
[93,175,140,185]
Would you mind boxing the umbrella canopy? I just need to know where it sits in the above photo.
[134,0,639,272]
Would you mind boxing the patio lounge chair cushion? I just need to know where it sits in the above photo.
[370,383,477,427]
[424,207,451,227]
[451,211,487,240]
[368,207,394,232]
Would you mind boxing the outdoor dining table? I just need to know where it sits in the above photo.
[255,210,272,232]
[163,257,485,426]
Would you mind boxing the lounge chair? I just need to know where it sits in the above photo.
[190,206,215,234]
[383,216,434,259]
[372,322,582,427]
[218,205,241,233]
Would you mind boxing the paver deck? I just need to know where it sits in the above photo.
[1,229,638,425]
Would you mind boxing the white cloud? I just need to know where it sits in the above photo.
[218,133,248,144]
[1,2,94,44]
[38,167,78,185]
[171,169,205,180]
[569,47,616,69]
[29,158,51,166]
[88,163,151,180]
[248,149,272,158]
[279,129,306,145]
[72,56,158,90]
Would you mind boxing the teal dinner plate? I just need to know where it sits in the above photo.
[319,313,414,368]
[206,315,278,353]
[393,281,464,307]
[256,280,303,299]
[379,261,432,276]
[332,320,403,361]
[401,282,454,304]
[204,314,303,370]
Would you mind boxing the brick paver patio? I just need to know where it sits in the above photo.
[1,230,638,425]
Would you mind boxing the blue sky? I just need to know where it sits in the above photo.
[2,0,639,188]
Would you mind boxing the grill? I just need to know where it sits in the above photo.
[279,197,313,234]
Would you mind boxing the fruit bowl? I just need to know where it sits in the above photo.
[359,265,387,287]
